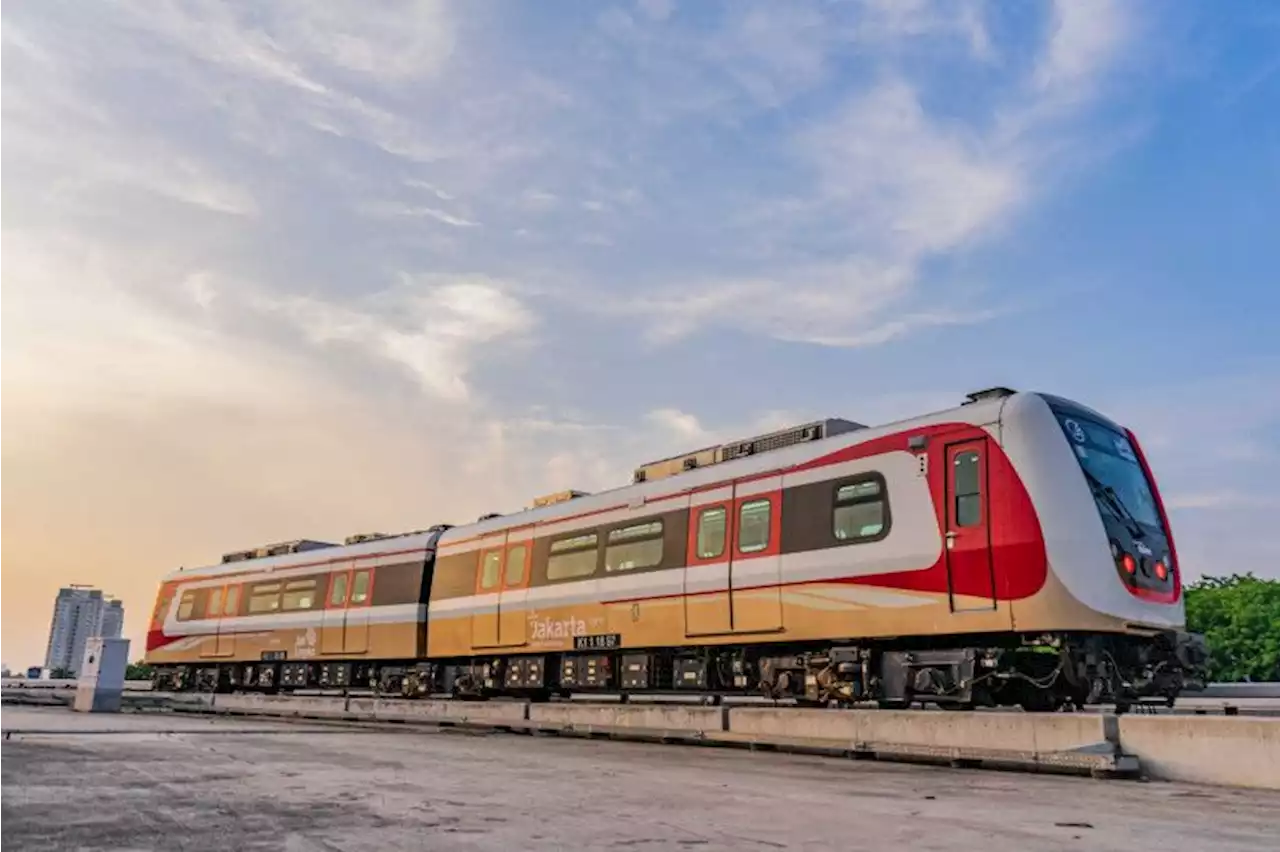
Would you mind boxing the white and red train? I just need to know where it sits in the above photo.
[145,388,1208,710]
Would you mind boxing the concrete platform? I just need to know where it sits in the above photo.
[37,690,1280,789]
[1118,715,1280,790]
[4,706,1278,852]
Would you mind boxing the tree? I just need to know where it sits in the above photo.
[125,661,154,681]
[1184,573,1280,683]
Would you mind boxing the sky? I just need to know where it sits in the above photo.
[2,0,1278,668]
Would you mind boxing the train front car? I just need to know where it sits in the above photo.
[1001,391,1209,710]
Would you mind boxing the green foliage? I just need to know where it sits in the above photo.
[126,661,154,681]
[1184,573,1280,683]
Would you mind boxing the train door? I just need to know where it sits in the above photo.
[199,586,226,659]
[684,490,733,636]
[944,439,998,611]
[497,538,531,647]
[470,544,504,649]
[321,567,350,654]
[213,584,239,657]
[344,567,373,653]
[728,485,784,634]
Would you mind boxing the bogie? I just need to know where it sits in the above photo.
[152,631,1193,714]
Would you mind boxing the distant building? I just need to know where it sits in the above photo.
[100,599,125,640]
[43,586,126,676]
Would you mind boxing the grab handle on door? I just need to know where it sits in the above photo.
[945,531,958,550]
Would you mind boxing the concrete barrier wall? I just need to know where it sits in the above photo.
[727,708,1112,754]
[377,699,529,725]
[529,703,725,733]
[1117,716,1280,790]
[729,708,859,742]
[153,692,1280,790]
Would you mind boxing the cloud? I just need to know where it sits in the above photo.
[267,277,535,402]
[795,78,1024,256]
[646,408,711,444]
[356,201,480,228]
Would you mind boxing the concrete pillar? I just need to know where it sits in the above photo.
[73,638,130,713]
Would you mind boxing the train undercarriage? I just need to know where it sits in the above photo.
[153,630,1209,714]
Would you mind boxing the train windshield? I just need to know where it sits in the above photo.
[1053,412,1163,531]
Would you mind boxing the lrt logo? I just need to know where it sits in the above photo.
[529,616,587,641]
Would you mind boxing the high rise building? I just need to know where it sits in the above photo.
[43,586,126,676]
[100,599,125,640]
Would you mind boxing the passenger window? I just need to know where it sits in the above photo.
[281,580,317,611]
[479,551,502,590]
[504,545,527,586]
[207,588,224,619]
[248,583,282,614]
[328,574,349,607]
[605,521,663,573]
[177,590,197,621]
[738,500,771,553]
[223,585,240,616]
[834,478,887,541]
[954,451,982,528]
[547,533,599,581]
[350,570,371,604]
[696,507,726,559]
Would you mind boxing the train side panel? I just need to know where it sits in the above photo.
[426,426,1064,657]
[145,548,434,667]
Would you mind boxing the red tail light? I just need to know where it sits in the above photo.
[1154,561,1168,581]
[1121,554,1137,575]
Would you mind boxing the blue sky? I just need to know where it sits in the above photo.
[2,0,1278,663]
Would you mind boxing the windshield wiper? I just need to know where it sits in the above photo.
[1081,468,1146,539]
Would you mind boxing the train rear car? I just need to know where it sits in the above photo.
[145,528,448,692]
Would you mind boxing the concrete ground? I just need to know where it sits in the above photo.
[3,707,1278,851]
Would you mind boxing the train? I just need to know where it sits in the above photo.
[144,387,1210,712]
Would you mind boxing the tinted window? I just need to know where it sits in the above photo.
[954,451,981,528]
[605,521,663,573]
[697,507,727,559]
[480,551,502,591]
[504,545,527,586]
[281,580,317,611]
[1054,411,1162,528]
[248,583,282,614]
[177,590,197,621]
[834,478,887,541]
[547,533,598,581]
[738,500,771,553]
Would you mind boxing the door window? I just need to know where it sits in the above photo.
[350,570,371,604]
[223,585,240,616]
[696,507,726,559]
[504,545,527,586]
[480,551,502,590]
[328,573,349,607]
[738,500,772,553]
[954,450,982,527]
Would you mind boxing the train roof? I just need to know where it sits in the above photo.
[435,387,1036,545]
[161,526,450,582]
